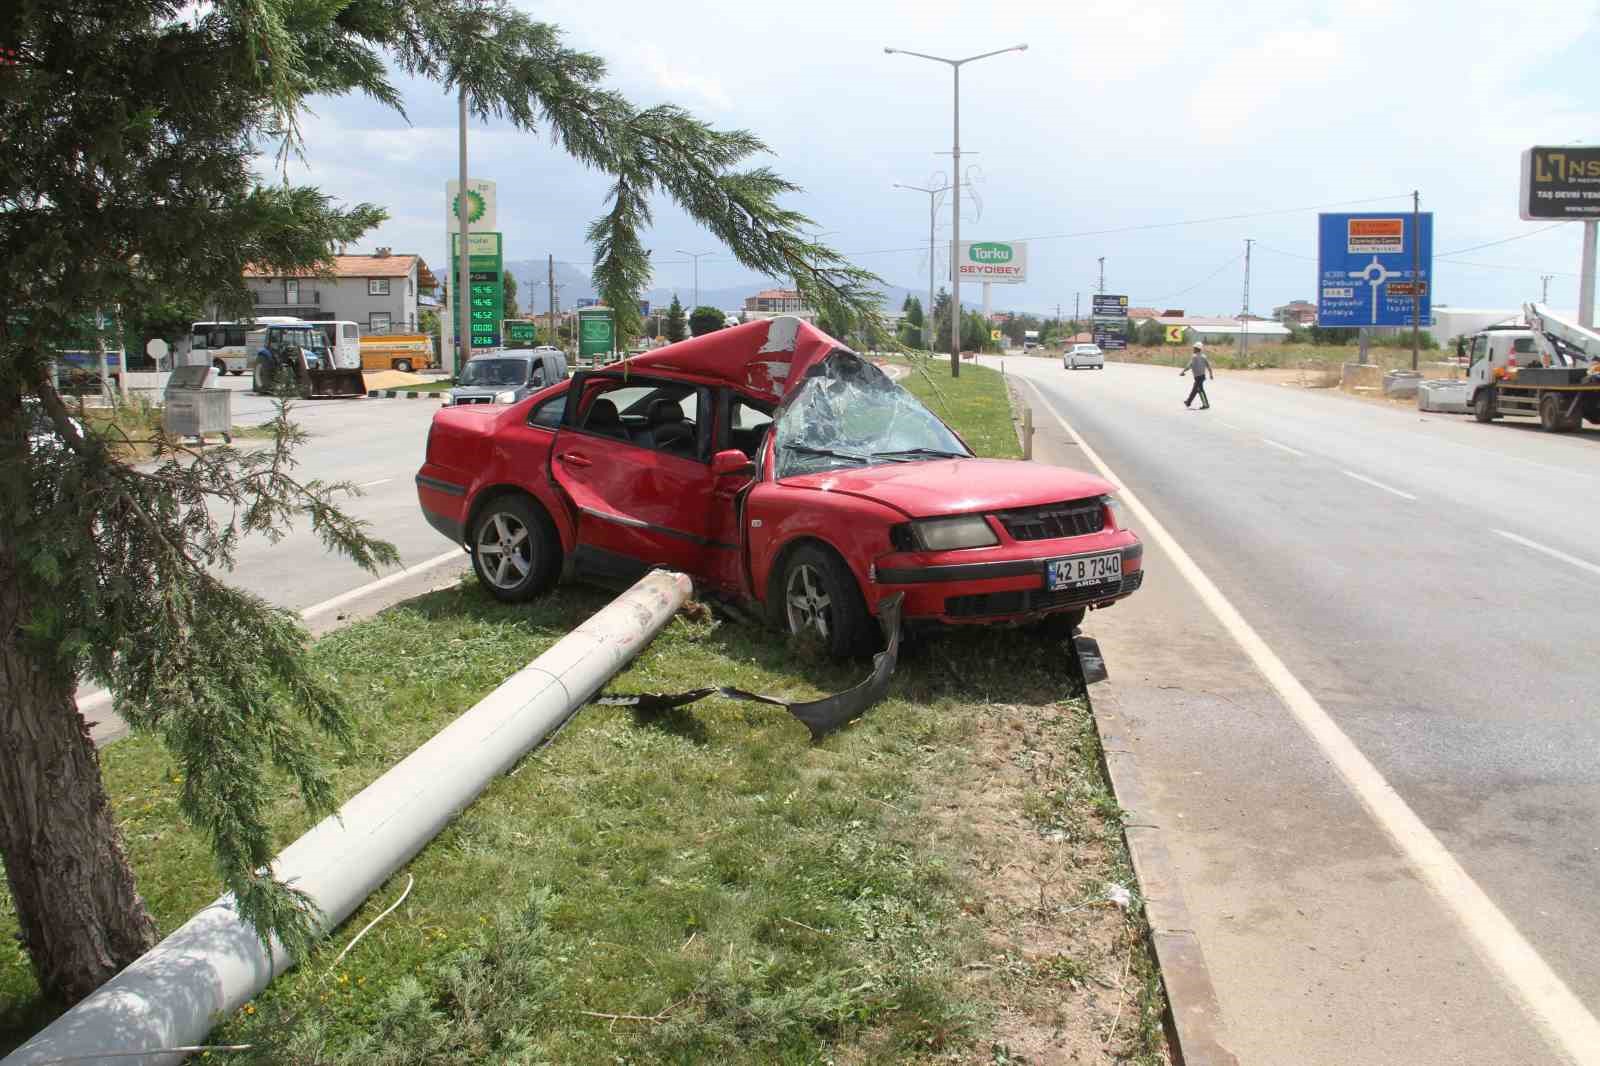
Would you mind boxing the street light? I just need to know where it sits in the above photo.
[894,181,966,351]
[884,43,1027,377]
[676,249,713,309]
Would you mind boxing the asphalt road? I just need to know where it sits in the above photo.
[987,355,1600,1064]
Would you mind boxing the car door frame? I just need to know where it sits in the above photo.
[550,370,730,585]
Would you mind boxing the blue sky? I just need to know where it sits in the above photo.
[272,0,1600,316]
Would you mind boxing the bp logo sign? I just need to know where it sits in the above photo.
[956,240,1028,284]
[451,189,487,225]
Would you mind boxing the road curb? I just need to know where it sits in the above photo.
[1076,644,1240,1066]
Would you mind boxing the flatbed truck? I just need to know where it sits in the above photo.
[1468,303,1600,432]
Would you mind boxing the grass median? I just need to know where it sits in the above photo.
[1,361,1168,1064]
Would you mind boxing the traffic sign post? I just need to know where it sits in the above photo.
[451,232,504,351]
[1316,213,1433,329]
[1092,294,1129,351]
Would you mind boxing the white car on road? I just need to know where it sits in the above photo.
[1064,343,1104,370]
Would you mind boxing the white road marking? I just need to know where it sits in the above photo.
[1493,529,1600,580]
[79,550,469,720]
[356,478,393,488]
[1024,378,1600,1065]
[300,549,468,621]
[1261,438,1307,457]
[1217,420,1244,431]
[1342,471,1417,501]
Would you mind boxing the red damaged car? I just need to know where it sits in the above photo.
[415,317,1143,656]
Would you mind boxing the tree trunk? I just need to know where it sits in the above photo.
[0,535,158,1005]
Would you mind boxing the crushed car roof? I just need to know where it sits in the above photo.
[620,316,843,404]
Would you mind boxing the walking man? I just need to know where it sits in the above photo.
[1180,341,1213,409]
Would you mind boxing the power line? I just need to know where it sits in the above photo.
[1143,251,1244,303]
[1436,221,1571,257]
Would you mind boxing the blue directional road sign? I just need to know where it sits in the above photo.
[1316,213,1433,328]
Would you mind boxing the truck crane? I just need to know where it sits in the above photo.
[1467,303,1600,432]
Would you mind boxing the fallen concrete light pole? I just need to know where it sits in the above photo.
[5,569,694,1066]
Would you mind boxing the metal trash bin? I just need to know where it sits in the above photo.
[162,365,233,443]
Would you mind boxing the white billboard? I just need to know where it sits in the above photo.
[955,240,1028,284]
[445,179,497,232]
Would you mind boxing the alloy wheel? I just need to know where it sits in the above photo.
[785,563,833,640]
[475,511,532,589]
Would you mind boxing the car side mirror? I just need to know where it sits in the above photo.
[712,448,754,478]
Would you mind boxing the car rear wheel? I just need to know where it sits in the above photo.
[471,495,558,602]
[779,544,873,657]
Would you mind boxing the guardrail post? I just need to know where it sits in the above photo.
[1022,405,1034,460]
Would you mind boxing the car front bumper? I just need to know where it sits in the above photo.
[868,535,1143,625]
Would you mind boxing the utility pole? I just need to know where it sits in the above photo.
[455,84,471,375]
[1097,258,1105,295]
[1411,190,1421,372]
[547,253,558,350]
[1074,291,1080,333]
[895,180,966,351]
[1241,238,1254,361]
[1541,274,1553,304]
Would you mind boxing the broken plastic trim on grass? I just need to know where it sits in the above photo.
[594,594,904,740]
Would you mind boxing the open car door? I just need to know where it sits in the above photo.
[549,372,737,584]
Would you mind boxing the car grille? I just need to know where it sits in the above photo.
[944,569,1143,619]
[995,499,1105,541]
[455,396,494,405]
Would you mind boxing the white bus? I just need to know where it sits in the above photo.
[188,321,251,375]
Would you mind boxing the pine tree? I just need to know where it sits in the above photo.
[1,0,882,1003]
[665,295,688,343]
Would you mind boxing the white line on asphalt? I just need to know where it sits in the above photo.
[1261,438,1307,457]
[1493,529,1600,580]
[79,550,469,721]
[1342,471,1417,501]
[1217,420,1243,431]
[357,478,393,488]
[1024,379,1600,1065]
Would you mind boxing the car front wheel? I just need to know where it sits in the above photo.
[779,544,873,657]
[471,494,558,602]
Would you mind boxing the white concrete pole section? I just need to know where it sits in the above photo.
[5,570,694,1066]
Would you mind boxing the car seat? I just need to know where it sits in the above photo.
[584,397,627,440]
[647,398,695,455]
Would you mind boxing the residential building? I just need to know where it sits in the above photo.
[1151,314,1293,346]
[244,249,437,335]
[743,288,811,319]
[1273,299,1317,326]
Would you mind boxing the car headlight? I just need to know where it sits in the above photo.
[1100,494,1122,528]
[902,514,999,551]
[494,390,517,404]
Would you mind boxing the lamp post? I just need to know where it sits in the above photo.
[676,249,713,310]
[885,43,1027,377]
[893,182,962,351]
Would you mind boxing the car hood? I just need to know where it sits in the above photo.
[778,458,1114,519]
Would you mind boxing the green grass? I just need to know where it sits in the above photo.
[1109,341,1450,372]
[1,365,1168,1062]
[891,356,1023,460]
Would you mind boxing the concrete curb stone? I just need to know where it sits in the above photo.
[1074,638,1241,1066]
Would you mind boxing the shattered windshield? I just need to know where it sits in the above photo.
[773,352,970,477]
[459,357,531,387]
